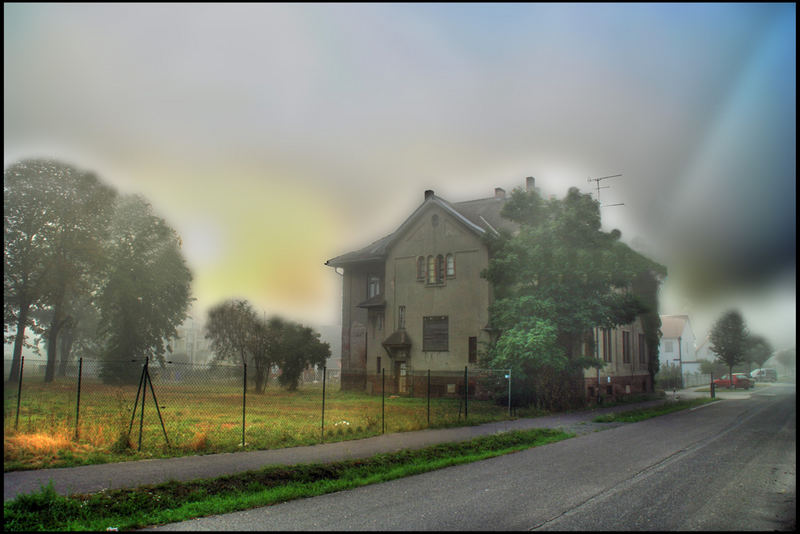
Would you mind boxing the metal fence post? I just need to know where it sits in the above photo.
[381,368,385,434]
[14,356,24,430]
[427,369,430,426]
[75,357,83,439]
[242,362,247,447]
[321,366,326,442]
[464,366,468,420]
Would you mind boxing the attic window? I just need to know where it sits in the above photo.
[436,255,445,284]
[446,254,455,278]
[427,255,436,283]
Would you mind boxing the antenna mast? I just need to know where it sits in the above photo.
[587,174,623,207]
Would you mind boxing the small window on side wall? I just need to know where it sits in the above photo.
[416,257,425,281]
[436,255,445,284]
[427,255,435,283]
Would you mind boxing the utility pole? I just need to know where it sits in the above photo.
[587,174,624,207]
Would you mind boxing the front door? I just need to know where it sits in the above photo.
[395,361,408,394]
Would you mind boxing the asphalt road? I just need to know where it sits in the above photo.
[148,383,795,531]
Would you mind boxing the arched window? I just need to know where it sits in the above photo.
[446,253,455,278]
[436,255,445,284]
[416,256,425,281]
[427,255,435,283]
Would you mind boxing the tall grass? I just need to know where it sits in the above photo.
[5,380,520,471]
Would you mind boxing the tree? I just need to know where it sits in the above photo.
[205,300,254,366]
[4,159,117,382]
[482,187,665,409]
[744,335,773,372]
[709,309,749,387]
[97,195,192,384]
[4,161,53,381]
[205,300,330,393]
[273,320,330,391]
[205,299,276,393]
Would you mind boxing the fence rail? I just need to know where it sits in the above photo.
[4,358,511,457]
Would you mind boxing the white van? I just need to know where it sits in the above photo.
[750,368,777,382]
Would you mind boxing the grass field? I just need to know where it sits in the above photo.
[4,375,530,471]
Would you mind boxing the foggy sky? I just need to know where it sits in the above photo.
[4,3,796,350]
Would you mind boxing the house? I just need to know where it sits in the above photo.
[325,178,654,399]
[658,315,698,373]
[694,334,717,365]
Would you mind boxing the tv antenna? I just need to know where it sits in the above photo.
[587,174,624,207]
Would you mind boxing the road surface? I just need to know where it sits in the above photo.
[148,383,795,531]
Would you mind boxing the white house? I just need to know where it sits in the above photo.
[659,315,698,374]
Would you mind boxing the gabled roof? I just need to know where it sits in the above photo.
[660,315,692,340]
[325,192,516,268]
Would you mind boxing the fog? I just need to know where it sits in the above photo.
[4,3,795,350]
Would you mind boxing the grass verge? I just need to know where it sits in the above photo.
[592,398,718,423]
[4,428,572,532]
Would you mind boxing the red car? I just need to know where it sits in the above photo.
[713,373,752,389]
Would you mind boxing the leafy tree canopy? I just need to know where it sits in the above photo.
[97,195,192,384]
[4,159,117,382]
[205,300,330,393]
[482,186,665,408]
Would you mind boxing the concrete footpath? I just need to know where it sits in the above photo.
[4,389,708,502]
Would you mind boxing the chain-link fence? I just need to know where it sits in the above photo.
[5,358,513,460]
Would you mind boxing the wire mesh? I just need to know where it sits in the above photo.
[4,358,515,462]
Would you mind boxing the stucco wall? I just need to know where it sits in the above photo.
[369,204,491,377]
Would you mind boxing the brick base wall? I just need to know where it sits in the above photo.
[585,374,651,403]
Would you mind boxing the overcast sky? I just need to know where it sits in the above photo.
[4,3,796,351]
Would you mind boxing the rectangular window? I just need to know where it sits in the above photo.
[446,254,455,278]
[468,336,477,363]
[664,340,673,353]
[398,306,406,329]
[638,334,646,363]
[416,257,425,281]
[423,316,449,351]
[622,331,631,363]
[367,275,380,298]
[603,328,613,362]
[376,356,381,375]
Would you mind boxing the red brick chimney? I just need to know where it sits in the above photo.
[526,176,535,191]
[424,190,434,200]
